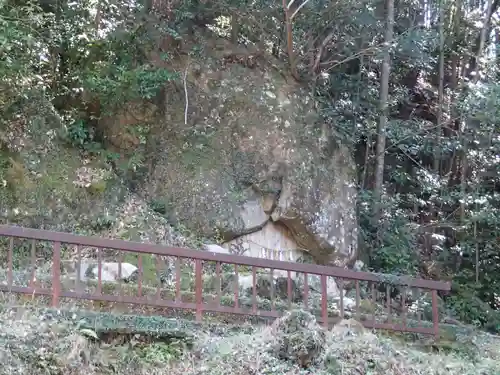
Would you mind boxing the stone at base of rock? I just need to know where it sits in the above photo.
[70,262,138,282]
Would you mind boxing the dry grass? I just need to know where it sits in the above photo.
[0,304,186,375]
[0,296,499,375]
[172,315,500,375]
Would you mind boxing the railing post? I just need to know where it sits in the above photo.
[8,237,13,288]
[195,259,203,322]
[321,274,328,328]
[303,272,309,310]
[52,241,61,307]
[431,289,439,338]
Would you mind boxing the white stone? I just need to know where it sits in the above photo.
[77,262,138,282]
[340,297,356,311]
[238,275,254,291]
[353,260,364,271]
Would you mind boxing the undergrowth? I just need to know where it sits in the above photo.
[0,301,499,375]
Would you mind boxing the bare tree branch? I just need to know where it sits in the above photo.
[183,62,189,125]
[290,0,313,20]
[312,30,336,73]
[286,0,297,10]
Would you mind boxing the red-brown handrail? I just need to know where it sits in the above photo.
[0,225,451,336]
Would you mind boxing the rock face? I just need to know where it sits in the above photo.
[222,222,303,262]
[103,31,358,267]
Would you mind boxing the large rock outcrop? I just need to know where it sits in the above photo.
[100,31,358,267]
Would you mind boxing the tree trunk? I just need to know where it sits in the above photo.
[460,0,494,221]
[434,0,445,174]
[282,0,305,80]
[231,13,239,44]
[95,0,101,33]
[373,0,394,222]
[465,0,500,79]
[496,29,500,79]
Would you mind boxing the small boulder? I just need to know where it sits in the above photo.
[76,262,138,282]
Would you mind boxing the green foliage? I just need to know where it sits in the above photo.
[445,278,500,334]
[1,0,179,159]
[89,211,116,230]
[358,190,419,276]
[0,1,48,107]
[309,0,500,331]
[149,199,168,215]
[64,118,93,147]
[122,253,161,285]
[87,180,108,195]
[135,341,185,364]
[83,65,177,109]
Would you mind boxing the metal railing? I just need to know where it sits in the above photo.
[0,225,451,336]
